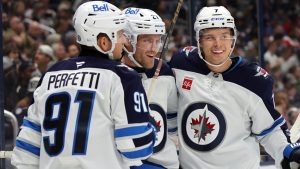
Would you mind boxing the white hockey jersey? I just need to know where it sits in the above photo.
[11,50,155,169]
[169,46,290,169]
[132,59,179,169]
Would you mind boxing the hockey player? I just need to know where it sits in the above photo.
[11,1,155,169]
[169,6,300,169]
[121,7,179,169]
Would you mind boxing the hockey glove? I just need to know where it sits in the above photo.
[281,143,300,169]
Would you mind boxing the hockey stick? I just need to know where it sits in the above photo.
[147,0,184,101]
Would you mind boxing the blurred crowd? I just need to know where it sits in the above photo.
[2,0,300,135]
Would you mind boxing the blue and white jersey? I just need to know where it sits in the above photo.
[11,50,155,169]
[134,59,179,169]
[169,46,290,169]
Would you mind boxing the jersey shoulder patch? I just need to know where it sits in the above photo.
[254,65,270,78]
[181,46,198,57]
[169,46,209,75]
[245,62,272,81]
[227,58,274,99]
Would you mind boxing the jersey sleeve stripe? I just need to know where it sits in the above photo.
[255,116,285,136]
[115,131,153,150]
[115,123,153,138]
[168,127,178,133]
[167,112,177,119]
[120,142,153,159]
[22,119,41,133]
[16,139,40,156]
[115,124,156,160]
[132,131,153,147]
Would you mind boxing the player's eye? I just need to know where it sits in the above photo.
[143,38,153,44]
[202,35,214,41]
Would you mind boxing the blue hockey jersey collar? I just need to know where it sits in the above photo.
[223,56,243,75]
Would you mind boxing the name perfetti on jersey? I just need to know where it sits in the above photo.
[47,71,100,90]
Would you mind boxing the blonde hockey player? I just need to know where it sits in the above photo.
[121,7,179,169]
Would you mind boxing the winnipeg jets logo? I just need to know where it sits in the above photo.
[149,115,162,141]
[149,104,167,153]
[182,46,197,56]
[182,103,226,151]
[255,67,268,78]
[76,61,85,68]
[190,107,215,143]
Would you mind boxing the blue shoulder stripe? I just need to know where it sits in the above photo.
[22,119,41,133]
[255,116,285,136]
[115,123,152,138]
[16,139,40,156]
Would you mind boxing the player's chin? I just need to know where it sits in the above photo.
[144,60,155,69]
[208,58,225,65]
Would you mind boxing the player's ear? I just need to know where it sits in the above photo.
[97,33,112,52]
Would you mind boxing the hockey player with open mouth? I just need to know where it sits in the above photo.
[121,7,179,169]
[169,5,300,169]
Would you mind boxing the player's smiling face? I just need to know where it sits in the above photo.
[134,34,162,69]
[199,28,234,65]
